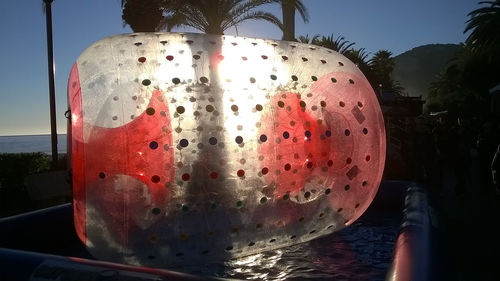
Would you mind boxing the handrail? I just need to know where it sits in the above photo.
[386,184,431,281]
[0,248,225,281]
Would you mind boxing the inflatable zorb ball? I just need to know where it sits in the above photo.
[68,33,386,267]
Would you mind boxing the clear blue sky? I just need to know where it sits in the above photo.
[0,0,478,136]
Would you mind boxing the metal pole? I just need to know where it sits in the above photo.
[44,0,58,168]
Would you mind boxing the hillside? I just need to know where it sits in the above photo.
[392,44,460,100]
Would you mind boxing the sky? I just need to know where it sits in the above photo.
[0,0,479,136]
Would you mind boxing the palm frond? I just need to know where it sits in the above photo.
[297,34,310,43]
[344,48,370,65]
[314,34,355,55]
[157,13,187,32]
[464,0,500,58]
[227,11,282,31]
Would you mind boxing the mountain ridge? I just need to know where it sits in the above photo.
[392,43,461,101]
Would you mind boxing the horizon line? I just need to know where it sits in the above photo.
[0,133,68,137]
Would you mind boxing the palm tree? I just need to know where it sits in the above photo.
[121,0,164,32]
[314,34,355,55]
[344,48,370,66]
[269,0,308,41]
[159,0,281,35]
[299,34,355,55]
[465,0,500,62]
[343,48,374,86]
[427,2,500,116]
[428,43,493,116]
[370,50,394,74]
[297,34,320,44]
[158,7,187,32]
[122,0,281,34]
[370,50,401,93]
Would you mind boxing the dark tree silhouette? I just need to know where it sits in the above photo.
[121,0,282,34]
[343,48,373,82]
[465,0,500,62]
[121,0,164,32]
[370,50,403,93]
[297,34,320,44]
[159,0,281,35]
[158,3,187,32]
[428,1,500,115]
[428,43,494,116]
[315,34,355,55]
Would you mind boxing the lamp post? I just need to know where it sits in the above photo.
[44,0,58,168]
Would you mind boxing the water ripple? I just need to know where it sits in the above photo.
[171,215,399,280]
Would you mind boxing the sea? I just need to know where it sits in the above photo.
[0,134,399,280]
[0,134,67,154]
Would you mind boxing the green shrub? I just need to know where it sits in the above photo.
[0,153,52,189]
[0,153,60,217]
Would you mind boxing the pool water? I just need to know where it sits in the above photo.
[0,182,405,281]
[172,214,400,280]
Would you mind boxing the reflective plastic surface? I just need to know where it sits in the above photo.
[68,33,386,267]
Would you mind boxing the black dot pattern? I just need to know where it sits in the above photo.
[73,33,385,266]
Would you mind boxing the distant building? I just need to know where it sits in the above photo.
[378,92,425,117]
[377,91,425,152]
[377,91,425,179]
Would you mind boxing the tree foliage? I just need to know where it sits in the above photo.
[343,47,374,86]
[121,0,307,36]
[301,34,403,94]
[428,43,497,117]
[121,0,164,32]
[158,0,281,35]
[369,50,403,93]
[297,34,320,44]
[428,1,500,117]
[312,34,355,55]
[465,0,500,63]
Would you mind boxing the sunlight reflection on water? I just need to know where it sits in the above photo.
[172,215,399,280]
